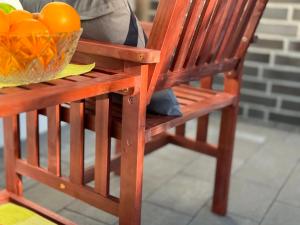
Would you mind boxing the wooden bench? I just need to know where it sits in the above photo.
[0,0,268,224]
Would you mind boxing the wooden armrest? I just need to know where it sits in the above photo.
[77,39,160,64]
[141,21,153,38]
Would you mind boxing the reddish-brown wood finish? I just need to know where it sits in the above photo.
[26,111,40,167]
[0,0,268,224]
[70,101,85,185]
[94,95,111,197]
[47,105,61,176]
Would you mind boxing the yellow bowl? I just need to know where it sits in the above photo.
[0,29,82,85]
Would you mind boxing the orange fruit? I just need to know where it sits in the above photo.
[10,18,49,35]
[0,10,9,33]
[40,2,81,33]
[8,10,33,26]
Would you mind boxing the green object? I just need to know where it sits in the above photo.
[0,3,16,14]
[0,203,56,225]
[55,63,96,79]
[0,63,96,88]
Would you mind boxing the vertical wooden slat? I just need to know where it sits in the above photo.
[70,101,85,184]
[47,105,61,176]
[185,0,222,67]
[172,0,209,71]
[175,124,186,136]
[198,0,237,64]
[26,111,40,166]
[196,77,213,141]
[215,0,248,61]
[94,95,111,196]
[146,0,190,102]
[234,0,268,58]
[3,115,23,195]
[225,0,257,58]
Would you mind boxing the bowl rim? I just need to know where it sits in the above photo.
[0,28,83,37]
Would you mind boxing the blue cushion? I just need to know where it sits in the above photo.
[147,89,182,116]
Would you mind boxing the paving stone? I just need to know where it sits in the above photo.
[150,144,199,165]
[277,164,300,208]
[189,206,259,225]
[235,138,300,189]
[147,174,212,216]
[66,200,117,225]
[227,178,277,222]
[181,154,243,182]
[261,202,300,225]
[140,202,191,225]
[59,209,107,225]
[233,138,264,162]
[236,121,290,141]
[24,183,74,212]
[142,153,190,196]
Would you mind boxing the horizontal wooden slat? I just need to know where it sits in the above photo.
[0,73,139,117]
[169,135,219,157]
[16,160,119,216]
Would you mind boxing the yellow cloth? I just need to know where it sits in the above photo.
[0,203,56,225]
[0,63,96,88]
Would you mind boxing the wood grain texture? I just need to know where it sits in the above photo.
[26,111,40,167]
[3,116,23,195]
[70,101,85,185]
[47,105,61,176]
[94,95,111,196]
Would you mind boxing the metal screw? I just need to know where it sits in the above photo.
[242,37,248,43]
[128,97,134,105]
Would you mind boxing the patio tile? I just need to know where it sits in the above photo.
[236,121,290,141]
[261,202,300,225]
[180,154,243,183]
[140,202,191,225]
[109,151,192,200]
[150,144,199,165]
[226,178,277,222]
[142,153,191,197]
[234,138,300,189]
[189,206,259,225]
[146,173,212,216]
[233,138,264,162]
[66,200,117,225]
[24,183,74,212]
[59,209,107,225]
[277,163,300,208]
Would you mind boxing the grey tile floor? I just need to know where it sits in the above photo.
[0,117,300,225]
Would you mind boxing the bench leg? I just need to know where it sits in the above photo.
[212,105,238,215]
[119,93,146,225]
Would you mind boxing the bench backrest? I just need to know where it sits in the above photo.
[146,0,268,100]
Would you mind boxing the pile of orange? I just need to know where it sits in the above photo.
[0,2,81,76]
